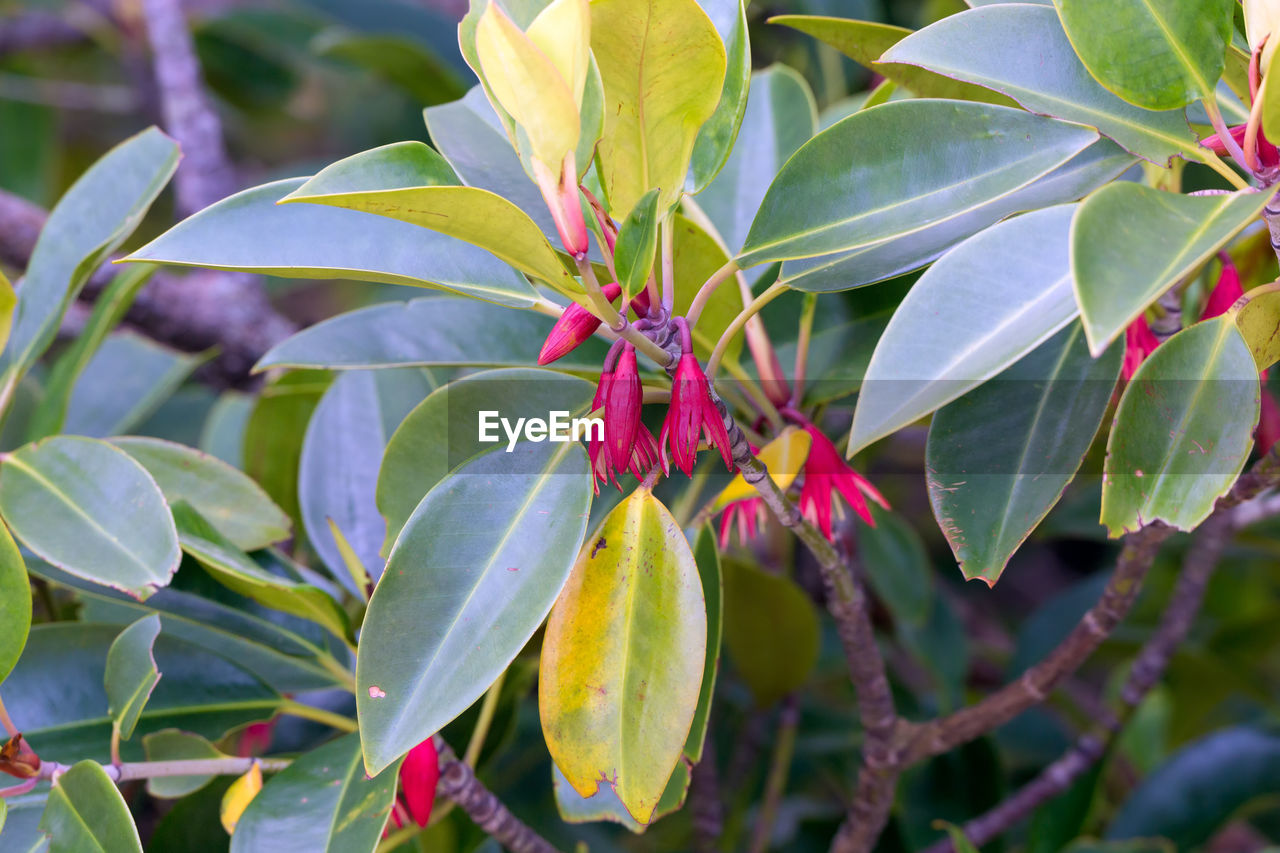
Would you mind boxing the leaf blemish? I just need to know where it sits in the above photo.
[591,537,607,558]
[368,685,386,699]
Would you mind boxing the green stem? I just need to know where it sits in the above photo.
[463,669,507,769]
[37,756,290,782]
[278,699,358,733]
[577,257,673,366]
[707,283,788,379]
[1202,93,1253,180]
[661,215,676,314]
[687,259,741,328]
[0,694,17,737]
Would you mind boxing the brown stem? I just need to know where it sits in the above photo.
[434,736,561,853]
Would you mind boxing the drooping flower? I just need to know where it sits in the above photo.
[1200,123,1280,169]
[719,496,765,548]
[798,424,887,540]
[605,344,642,469]
[538,284,651,365]
[1122,314,1161,381]
[1203,254,1244,320]
[660,337,734,476]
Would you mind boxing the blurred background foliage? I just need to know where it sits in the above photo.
[6,1,1280,851]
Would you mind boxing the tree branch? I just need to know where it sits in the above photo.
[433,736,561,853]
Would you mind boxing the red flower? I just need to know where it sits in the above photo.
[1122,315,1161,381]
[798,425,887,540]
[398,738,439,828]
[1259,388,1280,453]
[661,351,734,476]
[605,344,642,469]
[1202,254,1244,320]
[538,285,652,365]
[1200,123,1280,169]
[718,496,764,547]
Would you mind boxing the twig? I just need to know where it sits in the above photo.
[34,756,290,783]
[433,736,561,853]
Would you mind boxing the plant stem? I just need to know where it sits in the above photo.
[793,292,817,404]
[576,257,673,366]
[1202,93,1254,181]
[707,283,788,379]
[687,259,741,327]
[35,756,290,783]
[463,669,507,769]
[661,216,676,314]
[0,694,17,737]
[434,736,561,853]
[278,699,358,733]
[749,696,800,853]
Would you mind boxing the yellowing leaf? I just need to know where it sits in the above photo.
[1246,0,1280,63]
[0,271,15,355]
[528,0,591,104]
[220,761,263,835]
[540,487,706,825]
[475,0,581,169]
[327,518,372,600]
[1229,280,1280,370]
[591,0,727,218]
[711,426,811,510]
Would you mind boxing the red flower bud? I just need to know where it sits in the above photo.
[398,737,438,828]
[538,284,622,365]
[605,345,642,468]
[1122,315,1160,381]
[1203,254,1244,320]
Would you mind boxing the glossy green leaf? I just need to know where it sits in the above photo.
[928,324,1121,583]
[7,623,279,763]
[614,188,661,298]
[110,437,290,552]
[1055,0,1232,110]
[38,760,142,853]
[281,143,574,291]
[231,733,397,853]
[105,614,162,740]
[882,4,1197,164]
[591,0,727,218]
[850,205,1080,456]
[142,729,227,799]
[256,297,609,372]
[671,215,742,362]
[541,488,706,824]
[1102,316,1258,535]
[0,521,28,686]
[200,392,253,469]
[242,370,331,535]
[722,558,818,707]
[737,101,1098,268]
[27,265,156,441]
[1072,184,1269,355]
[1,127,178,383]
[376,368,596,553]
[769,16,1016,106]
[358,440,591,775]
[171,502,349,641]
[299,369,432,593]
[687,0,750,193]
[125,177,537,309]
[0,436,179,599]
[696,65,817,256]
[311,29,465,105]
[860,505,934,624]
[779,138,1134,292]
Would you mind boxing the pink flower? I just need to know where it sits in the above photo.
[538,285,651,365]
[798,425,887,540]
[661,352,734,476]
[605,344,642,469]
[1201,123,1280,169]
[1122,315,1160,381]
[397,738,439,828]
[718,497,764,547]
[1203,254,1244,320]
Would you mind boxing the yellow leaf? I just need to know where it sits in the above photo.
[1229,280,1280,370]
[475,0,581,170]
[1246,0,1280,60]
[540,487,706,825]
[710,427,811,510]
[219,761,263,835]
[327,518,372,600]
[528,0,591,106]
[0,271,14,356]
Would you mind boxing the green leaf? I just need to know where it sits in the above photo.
[769,15,1017,106]
[850,205,1080,456]
[541,488,706,824]
[0,436,179,599]
[1,127,178,383]
[0,520,28,685]
[62,333,208,438]
[281,143,574,291]
[242,370,331,536]
[553,763,645,832]
[1230,281,1280,370]
[230,733,397,852]
[860,505,934,624]
[671,215,742,362]
[255,297,609,372]
[688,0,750,194]
[928,324,1121,583]
[1072,184,1269,355]
[38,760,142,853]
[738,101,1098,268]
[614,188,661,298]
[591,0,727,218]
[8,623,279,763]
[721,558,818,707]
[310,29,465,105]
[142,729,227,799]
[1102,316,1258,535]
[299,369,432,593]
[125,177,537,309]
[105,614,162,740]
[696,65,817,256]
[687,525,722,765]
[358,440,591,775]
[882,4,1198,164]
[171,502,350,640]
[376,368,596,553]
[27,265,157,441]
[1055,0,1232,109]
[110,437,290,552]
[778,138,1135,292]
